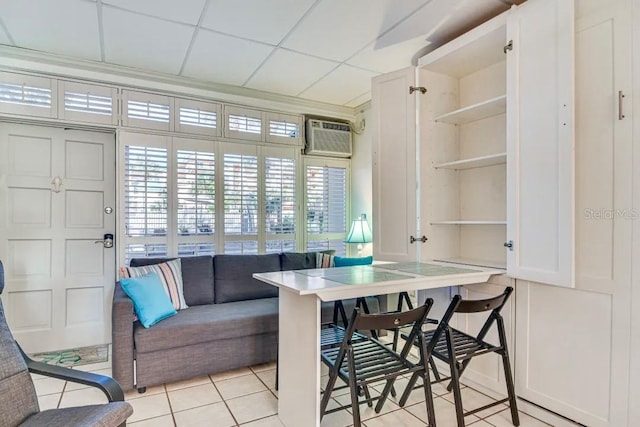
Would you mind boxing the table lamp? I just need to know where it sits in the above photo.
[344,214,373,255]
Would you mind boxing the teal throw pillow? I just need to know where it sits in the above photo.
[334,256,373,267]
[120,272,177,328]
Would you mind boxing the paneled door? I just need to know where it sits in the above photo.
[0,123,116,353]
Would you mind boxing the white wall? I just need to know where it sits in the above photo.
[350,106,374,256]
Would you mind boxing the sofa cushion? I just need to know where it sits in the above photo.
[120,259,188,310]
[280,252,317,271]
[133,298,278,353]
[120,273,177,328]
[214,254,280,303]
[130,256,214,306]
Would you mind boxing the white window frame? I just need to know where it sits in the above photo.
[58,80,117,125]
[122,90,172,131]
[303,156,351,256]
[262,146,299,253]
[224,105,264,142]
[173,137,217,257]
[266,112,303,147]
[0,71,57,118]
[118,131,171,267]
[174,97,222,137]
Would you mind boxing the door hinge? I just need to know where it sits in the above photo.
[409,86,427,95]
[503,40,513,54]
[618,90,626,120]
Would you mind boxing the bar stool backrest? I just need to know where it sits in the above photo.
[427,287,514,353]
[341,299,434,359]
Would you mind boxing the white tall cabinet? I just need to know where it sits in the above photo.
[372,0,633,425]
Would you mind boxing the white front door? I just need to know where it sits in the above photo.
[0,123,116,353]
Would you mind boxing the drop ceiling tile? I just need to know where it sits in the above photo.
[347,35,430,73]
[299,65,378,106]
[102,7,194,74]
[0,0,100,60]
[182,29,274,86]
[282,0,427,62]
[344,91,371,108]
[102,0,207,25]
[245,49,338,97]
[202,0,315,45]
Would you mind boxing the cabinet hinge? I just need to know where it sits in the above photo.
[409,86,427,95]
[503,40,513,54]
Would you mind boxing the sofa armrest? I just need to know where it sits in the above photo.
[112,282,135,391]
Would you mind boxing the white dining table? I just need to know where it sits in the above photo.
[253,260,503,427]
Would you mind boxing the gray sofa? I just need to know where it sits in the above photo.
[112,252,385,392]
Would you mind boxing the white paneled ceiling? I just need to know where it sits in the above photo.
[0,0,520,108]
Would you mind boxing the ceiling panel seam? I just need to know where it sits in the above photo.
[100,3,198,29]
[97,0,106,62]
[241,0,323,87]
[178,0,212,76]
[0,16,15,45]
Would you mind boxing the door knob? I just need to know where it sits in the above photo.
[95,233,114,248]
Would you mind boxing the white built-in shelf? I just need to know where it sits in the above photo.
[434,153,507,170]
[430,220,507,225]
[435,257,507,270]
[435,95,506,125]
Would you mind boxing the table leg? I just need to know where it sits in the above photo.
[278,290,321,427]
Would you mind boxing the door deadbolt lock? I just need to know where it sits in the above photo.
[105,207,113,214]
[95,233,114,248]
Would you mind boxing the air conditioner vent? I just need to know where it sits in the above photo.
[304,119,352,157]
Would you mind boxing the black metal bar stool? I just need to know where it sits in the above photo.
[321,299,437,426]
[402,286,519,427]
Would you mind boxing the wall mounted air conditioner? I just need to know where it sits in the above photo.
[304,119,352,157]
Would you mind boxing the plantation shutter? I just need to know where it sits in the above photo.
[223,145,259,254]
[59,81,116,124]
[305,160,349,255]
[224,106,263,141]
[264,148,297,253]
[266,113,302,146]
[175,98,222,137]
[176,141,216,257]
[0,71,57,118]
[123,90,171,131]
[122,133,170,264]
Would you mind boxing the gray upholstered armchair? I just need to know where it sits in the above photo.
[0,260,133,426]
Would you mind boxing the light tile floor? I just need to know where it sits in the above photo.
[32,356,563,427]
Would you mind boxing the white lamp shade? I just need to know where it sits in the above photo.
[345,214,373,244]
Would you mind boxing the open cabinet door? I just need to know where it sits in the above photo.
[506,0,575,287]
[372,68,419,262]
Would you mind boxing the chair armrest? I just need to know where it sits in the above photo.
[112,282,135,391]
[20,346,125,402]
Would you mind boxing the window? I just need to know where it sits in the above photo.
[175,98,221,136]
[123,141,169,264]
[179,108,217,129]
[122,90,171,131]
[0,81,51,108]
[0,72,57,118]
[128,100,170,123]
[266,113,302,146]
[59,81,116,124]
[304,158,350,255]
[224,106,263,141]
[223,147,258,254]
[264,149,296,253]
[176,143,216,257]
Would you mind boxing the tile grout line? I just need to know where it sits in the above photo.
[209,373,241,427]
